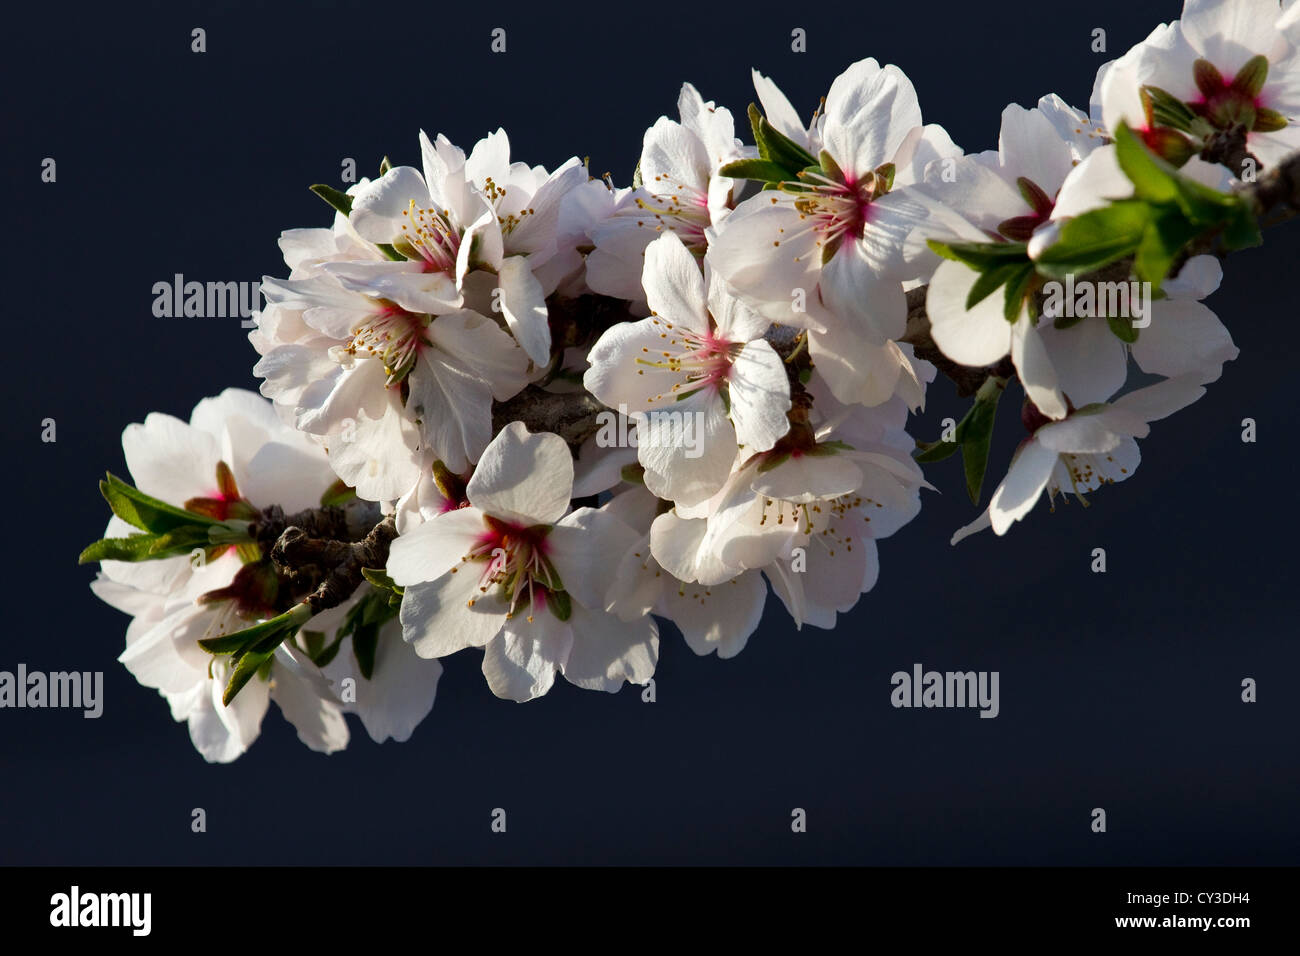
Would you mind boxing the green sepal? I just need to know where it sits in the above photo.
[1141,85,1199,134]
[1003,262,1038,322]
[1232,55,1268,99]
[351,625,379,681]
[545,588,572,623]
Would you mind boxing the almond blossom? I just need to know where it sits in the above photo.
[585,83,747,303]
[583,231,791,506]
[388,422,658,701]
[707,57,961,407]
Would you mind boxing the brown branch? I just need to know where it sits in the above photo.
[1241,148,1300,215]
[301,515,398,614]
[492,385,610,448]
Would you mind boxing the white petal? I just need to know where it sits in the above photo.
[823,58,922,177]
[481,614,572,701]
[642,231,709,333]
[466,421,573,525]
[497,257,552,365]
[547,506,640,610]
[1012,321,1068,420]
[1130,299,1238,382]
[727,339,791,451]
[926,259,1013,366]
[561,603,657,692]
[989,440,1059,534]
[400,569,507,657]
[662,569,766,658]
[269,659,349,754]
[387,506,485,586]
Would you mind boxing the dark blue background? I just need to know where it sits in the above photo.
[4,0,1296,864]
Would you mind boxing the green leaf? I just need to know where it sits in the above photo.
[1106,314,1140,344]
[1220,203,1263,250]
[99,473,220,534]
[300,630,327,659]
[747,104,817,177]
[927,238,1030,272]
[378,156,392,176]
[965,260,1027,311]
[309,183,353,217]
[360,567,404,597]
[1133,205,1202,289]
[320,478,357,508]
[223,648,275,707]
[197,604,312,657]
[1032,201,1150,277]
[718,158,793,183]
[1003,262,1037,322]
[311,634,344,668]
[78,524,213,565]
[958,378,1005,505]
[1114,123,1179,203]
[352,623,379,680]
[914,440,960,463]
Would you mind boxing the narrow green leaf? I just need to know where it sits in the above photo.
[965,260,1026,311]
[223,648,275,706]
[1003,263,1037,322]
[914,440,960,463]
[100,473,220,534]
[719,158,793,183]
[928,238,1030,271]
[309,183,353,217]
[747,103,817,177]
[1106,314,1140,344]
[1032,201,1149,277]
[352,623,379,680]
[958,378,1005,505]
[1114,123,1179,203]
[360,567,404,597]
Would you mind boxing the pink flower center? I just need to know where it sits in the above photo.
[397,200,462,275]
[461,517,560,621]
[636,318,741,403]
[341,303,431,384]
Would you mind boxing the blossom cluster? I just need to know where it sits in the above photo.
[87,0,1298,760]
